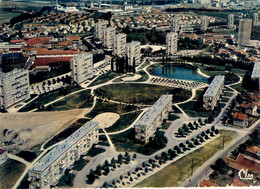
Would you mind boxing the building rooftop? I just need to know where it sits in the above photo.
[251,61,260,79]
[29,121,99,172]
[203,75,225,98]
[33,57,73,67]
[233,112,248,121]
[134,95,172,128]
[0,148,6,155]
[200,179,218,187]
[246,146,260,155]
[232,178,249,187]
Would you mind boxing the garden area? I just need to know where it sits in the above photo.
[0,159,26,189]
[105,111,142,133]
[88,72,122,87]
[85,101,139,119]
[18,86,82,112]
[49,89,93,111]
[97,83,191,105]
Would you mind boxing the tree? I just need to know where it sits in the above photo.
[118,154,123,164]
[95,165,102,176]
[215,158,228,174]
[111,158,116,165]
[104,159,109,167]
[211,126,215,131]
[87,169,96,183]
[178,128,185,136]
[133,153,137,159]
[112,179,116,185]
[194,139,199,145]
[102,182,109,188]
[145,167,149,173]
[215,129,219,134]
[142,161,146,168]
[104,166,110,174]
[182,124,189,133]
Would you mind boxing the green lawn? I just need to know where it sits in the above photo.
[194,90,204,100]
[179,101,211,117]
[0,159,26,189]
[220,97,230,102]
[99,83,191,105]
[135,130,237,187]
[50,89,93,111]
[138,60,151,70]
[85,101,139,118]
[135,70,149,82]
[18,86,82,112]
[89,72,121,87]
[105,111,142,133]
[230,83,243,92]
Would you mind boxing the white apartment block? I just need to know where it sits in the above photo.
[113,33,127,57]
[238,19,252,46]
[28,121,99,189]
[166,32,178,55]
[135,95,173,143]
[251,61,260,90]
[253,13,259,27]
[203,75,225,111]
[94,21,106,40]
[0,68,30,109]
[228,14,235,29]
[171,18,180,33]
[103,27,115,49]
[126,41,141,66]
[71,53,93,84]
[200,16,209,32]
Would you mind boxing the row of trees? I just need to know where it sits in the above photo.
[177,119,205,137]
[86,152,135,184]
[111,57,136,74]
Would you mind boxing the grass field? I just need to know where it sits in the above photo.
[50,89,93,111]
[85,101,138,118]
[105,111,142,133]
[89,72,121,87]
[19,87,82,112]
[179,101,211,117]
[99,83,191,105]
[56,173,75,187]
[0,159,26,189]
[135,130,237,187]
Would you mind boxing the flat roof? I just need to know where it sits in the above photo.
[204,75,225,98]
[135,95,172,128]
[251,61,260,79]
[29,121,99,173]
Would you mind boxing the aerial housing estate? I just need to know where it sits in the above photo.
[203,75,225,111]
[28,121,99,189]
[135,95,173,143]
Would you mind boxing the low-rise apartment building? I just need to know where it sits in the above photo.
[203,75,225,110]
[0,68,30,109]
[134,95,172,143]
[28,121,99,189]
[71,53,93,84]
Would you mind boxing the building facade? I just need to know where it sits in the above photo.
[71,53,93,84]
[203,75,225,111]
[94,21,107,40]
[228,14,235,29]
[103,27,115,49]
[200,16,209,32]
[0,68,30,109]
[251,61,260,90]
[28,121,99,189]
[238,19,252,46]
[126,41,141,66]
[253,13,259,27]
[113,33,127,57]
[171,18,180,33]
[135,95,173,143]
[166,32,178,55]
[0,148,8,165]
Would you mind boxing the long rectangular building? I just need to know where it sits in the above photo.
[251,61,260,90]
[0,68,30,109]
[203,75,225,111]
[135,95,172,143]
[28,121,99,189]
